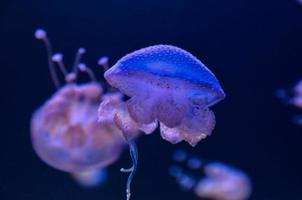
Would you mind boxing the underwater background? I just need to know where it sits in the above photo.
[1,0,302,199]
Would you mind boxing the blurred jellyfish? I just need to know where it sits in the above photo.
[173,150,188,163]
[101,45,225,199]
[292,80,302,109]
[276,79,302,125]
[195,162,252,200]
[71,168,108,187]
[31,28,134,187]
[169,151,252,200]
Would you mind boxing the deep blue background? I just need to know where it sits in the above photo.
[1,0,302,199]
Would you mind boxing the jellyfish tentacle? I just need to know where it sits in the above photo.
[98,56,118,92]
[78,63,97,82]
[98,56,110,71]
[35,29,60,88]
[51,53,69,82]
[120,140,138,200]
[120,166,133,173]
[72,48,86,79]
[84,66,97,82]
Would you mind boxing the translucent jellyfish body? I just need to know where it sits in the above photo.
[104,45,225,146]
[195,162,251,200]
[276,79,302,125]
[31,29,131,186]
[31,83,125,172]
[292,80,302,109]
[71,168,108,187]
[170,151,252,200]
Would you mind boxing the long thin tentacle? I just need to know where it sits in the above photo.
[120,140,138,200]
[43,38,60,89]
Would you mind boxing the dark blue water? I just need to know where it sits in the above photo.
[1,0,302,199]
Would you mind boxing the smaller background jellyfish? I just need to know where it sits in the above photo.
[276,79,302,126]
[291,80,302,109]
[169,150,252,200]
[32,29,137,188]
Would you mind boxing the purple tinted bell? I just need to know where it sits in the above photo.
[104,45,225,146]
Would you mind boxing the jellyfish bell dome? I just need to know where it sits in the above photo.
[104,45,225,146]
[31,83,126,173]
[105,45,225,105]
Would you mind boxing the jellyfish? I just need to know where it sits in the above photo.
[71,168,108,187]
[101,44,225,199]
[104,44,225,145]
[31,29,137,187]
[169,150,252,200]
[276,79,302,125]
[292,80,302,109]
[291,80,302,125]
[194,162,252,200]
